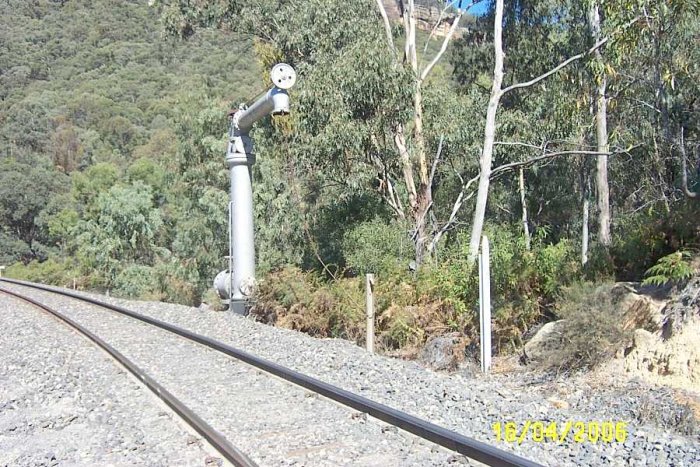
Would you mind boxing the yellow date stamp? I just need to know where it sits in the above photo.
[492,421,628,444]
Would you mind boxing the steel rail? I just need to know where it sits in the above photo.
[0,285,257,467]
[0,278,542,467]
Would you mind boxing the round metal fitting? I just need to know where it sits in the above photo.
[270,63,297,90]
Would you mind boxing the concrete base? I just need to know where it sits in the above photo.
[230,299,250,316]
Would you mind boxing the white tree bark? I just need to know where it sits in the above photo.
[372,0,464,265]
[519,168,531,250]
[373,0,396,56]
[680,128,698,199]
[581,161,590,265]
[589,1,612,248]
[468,0,505,264]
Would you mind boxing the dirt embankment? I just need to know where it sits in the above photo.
[615,277,700,394]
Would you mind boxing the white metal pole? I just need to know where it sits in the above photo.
[366,274,375,353]
[479,235,492,373]
[213,63,297,315]
[228,200,234,308]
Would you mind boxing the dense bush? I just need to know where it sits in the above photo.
[114,264,159,299]
[251,267,365,341]
[5,258,82,288]
[253,226,584,355]
[342,219,412,276]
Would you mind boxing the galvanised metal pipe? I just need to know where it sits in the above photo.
[225,124,255,315]
[235,88,290,134]
[225,89,289,314]
[220,64,296,315]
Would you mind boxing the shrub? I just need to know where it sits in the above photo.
[253,225,584,357]
[5,257,82,288]
[201,287,227,311]
[545,282,630,372]
[152,260,198,305]
[251,267,365,341]
[114,264,159,299]
[420,226,581,353]
[341,219,412,276]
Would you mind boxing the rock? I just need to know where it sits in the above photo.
[547,397,570,410]
[660,276,700,339]
[622,319,700,393]
[520,320,565,365]
[611,283,665,332]
[204,456,223,466]
[418,333,468,371]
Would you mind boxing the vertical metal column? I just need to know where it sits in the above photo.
[225,125,256,315]
[214,64,297,315]
[366,274,375,353]
[228,201,234,308]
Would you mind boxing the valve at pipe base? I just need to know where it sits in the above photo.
[214,270,257,308]
[214,270,231,301]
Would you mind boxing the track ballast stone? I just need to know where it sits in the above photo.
[0,296,215,466]
[4,282,699,466]
[2,284,469,466]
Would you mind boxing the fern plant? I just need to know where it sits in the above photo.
[642,251,694,286]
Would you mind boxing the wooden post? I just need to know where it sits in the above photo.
[0,266,5,278]
[366,274,375,353]
[479,236,492,373]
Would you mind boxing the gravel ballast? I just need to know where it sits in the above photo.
[0,295,216,466]
[3,281,699,466]
[1,284,465,466]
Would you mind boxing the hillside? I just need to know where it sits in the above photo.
[0,0,259,274]
[0,0,258,166]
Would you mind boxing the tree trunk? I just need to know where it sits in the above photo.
[414,82,429,186]
[519,168,531,250]
[589,2,611,248]
[373,0,466,266]
[468,0,505,264]
[680,128,698,199]
[581,162,590,266]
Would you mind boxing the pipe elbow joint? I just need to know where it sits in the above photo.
[270,88,290,116]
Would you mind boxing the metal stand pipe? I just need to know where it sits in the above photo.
[214,64,297,315]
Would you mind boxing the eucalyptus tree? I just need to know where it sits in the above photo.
[596,0,699,241]
[588,1,611,248]
[459,0,628,263]
[160,0,474,266]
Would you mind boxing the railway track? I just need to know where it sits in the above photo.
[0,278,541,467]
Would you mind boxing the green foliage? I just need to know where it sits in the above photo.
[5,258,81,287]
[71,162,120,211]
[413,226,583,352]
[342,219,411,275]
[642,251,694,287]
[0,158,70,250]
[71,182,164,287]
[46,209,80,248]
[252,267,365,340]
[0,232,32,265]
[114,264,159,299]
[254,225,583,354]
